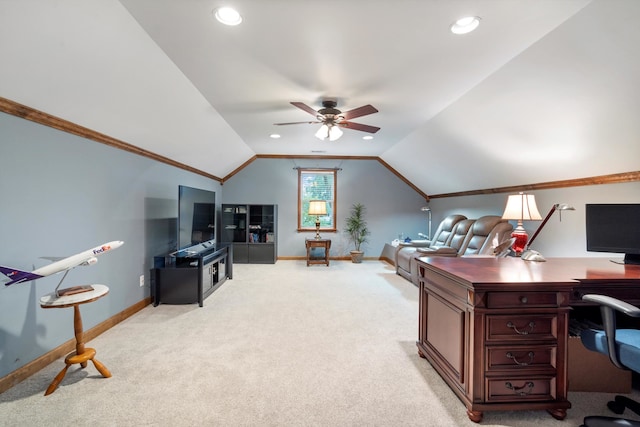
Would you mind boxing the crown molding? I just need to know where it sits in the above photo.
[2,97,637,197]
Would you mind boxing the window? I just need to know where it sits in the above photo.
[298,169,336,233]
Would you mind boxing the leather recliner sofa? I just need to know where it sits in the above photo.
[394,214,466,283]
[395,215,514,286]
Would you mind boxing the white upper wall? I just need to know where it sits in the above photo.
[383,0,640,194]
[0,0,254,178]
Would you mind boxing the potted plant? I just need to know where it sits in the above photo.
[345,202,370,263]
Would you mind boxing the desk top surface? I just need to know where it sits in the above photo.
[40,284,109,308]
[417,257,640,285]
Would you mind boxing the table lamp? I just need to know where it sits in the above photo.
[501,193,542,256]
[521,203,575,261]
[308,200,327,240]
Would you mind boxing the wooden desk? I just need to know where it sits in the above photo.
[306,239,331,266]
[40,284,112,395]
[414,257,640,423]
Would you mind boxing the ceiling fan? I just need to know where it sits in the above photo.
[274,100,380,141]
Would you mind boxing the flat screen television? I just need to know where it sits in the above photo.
[178,185,216,250]
[586,203,640,265]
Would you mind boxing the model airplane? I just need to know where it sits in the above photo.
[1,240,124,286]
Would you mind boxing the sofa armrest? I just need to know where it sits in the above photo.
[417,246,458,256]
[399,239,431,247]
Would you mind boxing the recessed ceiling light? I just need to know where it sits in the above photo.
[270,134,281,139]
[214,7,242,26]
[450,16,480,35]
[363,135,374,140]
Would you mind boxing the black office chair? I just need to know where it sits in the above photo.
[579,294,640,427]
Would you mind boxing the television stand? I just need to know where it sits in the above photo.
[151,241,232,307]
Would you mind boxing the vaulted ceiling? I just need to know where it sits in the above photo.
[1,1,639,196]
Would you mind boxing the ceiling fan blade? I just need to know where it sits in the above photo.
[291,102,320,117]
[341,104,378,120]
[339,121,380,134]
[273,121,320,126]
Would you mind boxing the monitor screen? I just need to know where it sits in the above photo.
[586,203,640,264]
[178,185,216,250]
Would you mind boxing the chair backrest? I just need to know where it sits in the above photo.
[459,215,513,256]
[429,214,467,248]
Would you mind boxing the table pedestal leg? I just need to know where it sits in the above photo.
[44,304,112,396]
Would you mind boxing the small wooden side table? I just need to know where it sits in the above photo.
[306,239,331,266]
[40,284,112,395]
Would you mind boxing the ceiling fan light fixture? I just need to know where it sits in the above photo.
[450,16,480,34]
[328,126,343,141]
[277,100,378,140]
[214,7,242,26]
[314,123,343,141]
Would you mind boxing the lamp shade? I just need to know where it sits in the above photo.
[501,194,542,221]
[308,200,327,216]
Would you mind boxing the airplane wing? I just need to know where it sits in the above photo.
[40,256,66,262]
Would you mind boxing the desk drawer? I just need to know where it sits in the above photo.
[486,377,556,402]
[486,292,558,309]
[487,314,557,342]
[486,345,556,372]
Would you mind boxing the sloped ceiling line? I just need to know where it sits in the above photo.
[0,97,222,182]
[429,171,640,199]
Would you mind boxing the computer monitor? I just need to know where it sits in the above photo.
[586,203,640,265]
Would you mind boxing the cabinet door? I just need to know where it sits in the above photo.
[248,205,275,243]
[221,205,248,243]
[249,244,275,263]
[423,289,467,383]
[233,243,249,263]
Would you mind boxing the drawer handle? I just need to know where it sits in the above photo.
[506,351,534,366]
[506,321,535,335]
[520,296,528,304]
[505,381,534,396]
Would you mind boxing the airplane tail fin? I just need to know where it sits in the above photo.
[0,266,43,286]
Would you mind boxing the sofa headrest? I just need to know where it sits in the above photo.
[471,215,506,236]
[441,214,467,231]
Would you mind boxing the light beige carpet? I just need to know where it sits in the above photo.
[1,260,639,426]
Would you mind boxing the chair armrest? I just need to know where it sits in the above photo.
[581,294,640,369]
[582,294,640,317]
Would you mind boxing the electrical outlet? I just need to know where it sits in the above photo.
[139,275,144,287]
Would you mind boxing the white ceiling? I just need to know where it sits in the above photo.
[1,0,639,195]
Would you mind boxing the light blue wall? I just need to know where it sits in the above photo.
[220,158,429,257]
[2,109,639,381]
[0,112,221,378]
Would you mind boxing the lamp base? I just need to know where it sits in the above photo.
[314,219,322,240]
[511,226,528,257]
